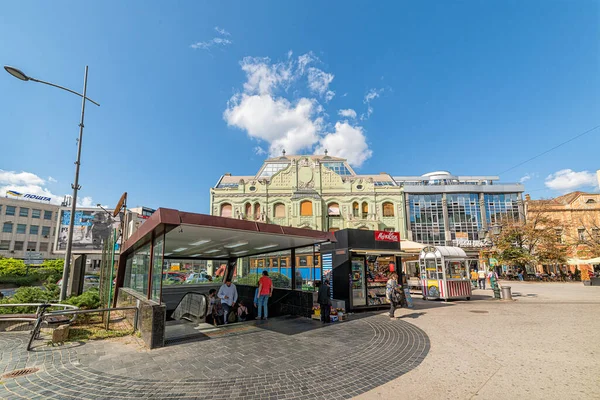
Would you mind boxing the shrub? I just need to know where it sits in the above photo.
[64,288,101,310]
[0,258,27,277]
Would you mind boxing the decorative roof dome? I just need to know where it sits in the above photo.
[422,171,452,177]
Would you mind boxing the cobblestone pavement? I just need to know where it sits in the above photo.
[0,313,429,399]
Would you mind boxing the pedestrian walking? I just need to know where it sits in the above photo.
[317,279,331,323]
[386,273,402,319]
[217,279,238,324]
[470,269,478,288]
[207,289,224,326]
[478,269,487,289]
[256,271,273,320]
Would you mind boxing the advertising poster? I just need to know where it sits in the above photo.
[55,208,121,253]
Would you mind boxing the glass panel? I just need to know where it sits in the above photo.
[447,194,482,242]
[408,194,446,245]
[32,209,41,219]
[16,224,26,234]
[322,162,353,176]
[151,235,164,301]
[484,193,520,225]
[5,206,15,216]
[126,242,151,295]
[351,256,366,306]
[259,163,289,177]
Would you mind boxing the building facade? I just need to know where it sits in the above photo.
[393,171,525,262]
[210,154,406,234]
[0,196,60,260]
[526,191,600,268]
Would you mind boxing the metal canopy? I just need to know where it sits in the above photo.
[120,208,335,260]
[164,224,330,259]
[420,246,468,260]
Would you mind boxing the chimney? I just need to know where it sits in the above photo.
[525,194,531,201]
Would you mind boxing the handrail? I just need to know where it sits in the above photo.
[0,303,79,324]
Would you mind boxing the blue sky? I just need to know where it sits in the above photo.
[1,1,598,212]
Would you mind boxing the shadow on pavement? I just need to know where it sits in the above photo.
[399,312,427,319]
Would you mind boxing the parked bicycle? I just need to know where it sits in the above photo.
[27,303,76,351]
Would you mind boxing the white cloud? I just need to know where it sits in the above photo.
[190,37,233,50]
[223,52,373,166]
[214,26,230,36]
[338,109,357,119]
[0,170,62,205]
[254,146,267,156]
[545,169,598,193]
[316,122,372,167]
[78,196,95,208]
[307,67,335,101]
[361,88,384,120]
[48,176,58,183]
[520,173,538,183]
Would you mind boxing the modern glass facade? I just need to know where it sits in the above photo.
[259,163,289,177]
[484,193,520,225]
[409,194,445,245]
[322,162,352,176]
[447,194,482,240]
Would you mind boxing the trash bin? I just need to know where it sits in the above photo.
[501,286,512,300]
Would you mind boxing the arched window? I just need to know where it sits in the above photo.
[274,203,286,218]
[352,202,359,217]
[383,202,394,217]
[245,203,252,218]
[362,202,369,219]
[300,200,313,216]
[254,203,261,220]
[220,203,232,218]
[327,202,340,216]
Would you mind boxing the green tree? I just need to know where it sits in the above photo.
[490,213,567,276]
[0,258,27,276]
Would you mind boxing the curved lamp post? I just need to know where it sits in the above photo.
[5,65,100,301]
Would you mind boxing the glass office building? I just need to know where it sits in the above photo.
[394,172,525,250]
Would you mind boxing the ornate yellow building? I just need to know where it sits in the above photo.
[210,153,406,235]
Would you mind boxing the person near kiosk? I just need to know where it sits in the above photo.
[317,279,332,323]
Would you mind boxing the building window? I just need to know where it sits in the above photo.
[26,243,37,252]
[3,222,13,233]
[42,226,51,236]
[39,242,49,252]
[16,224,27,234]
[362,202,369,219]
[327,202,340,216]
[382,202,395,217]
[578,228,586,241]
[19,207,29,217]
[44,210,52,220]
[259,163,289,177]
[408,194,446,245]
[30,225,39,235]
[322,162,352,176]
[484,194,519,225]
[5,206,15,216]
[586,199,596,204]
[244,203,251,218]
[32,209,41,219]
[254,203,261,220]
[555,229,563,244]
[0,240,9,251]
[448,194,482,241]
[220,203,232,218]
[217,182,239,189]
[593,228,600,241]
[274,203,286,218]
[352,202,359,217]
[300,201,313,216]
[14,241,24,251]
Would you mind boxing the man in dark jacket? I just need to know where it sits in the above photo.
[317,280,331,323]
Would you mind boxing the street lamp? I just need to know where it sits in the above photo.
[5,65,100,301]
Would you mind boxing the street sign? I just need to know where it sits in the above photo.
[25,252,44,265]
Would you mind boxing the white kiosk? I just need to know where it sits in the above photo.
[419,245,472,301]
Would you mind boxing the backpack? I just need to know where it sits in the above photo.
[228,308,237,323]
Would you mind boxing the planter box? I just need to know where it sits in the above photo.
[583,280,592,286]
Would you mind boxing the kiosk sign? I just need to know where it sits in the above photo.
[374,231,400,242]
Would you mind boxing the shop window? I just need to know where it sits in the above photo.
[382,202,394,217]
[300,200,313,216]
[362,202,369,219]
[274,203,286,218]
[327,202,340,216]
[352,202,359,217]
[220,203,232,218]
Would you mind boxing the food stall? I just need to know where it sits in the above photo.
[320,229,403,311]
[419,245,471,301]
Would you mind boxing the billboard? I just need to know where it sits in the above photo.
[54,208,121,253]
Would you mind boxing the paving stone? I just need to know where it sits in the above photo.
[0,313,428,399]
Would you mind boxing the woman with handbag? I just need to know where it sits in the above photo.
[386,273,401,319]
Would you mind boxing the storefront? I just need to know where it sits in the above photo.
[419,246,472,301]
[320,229,403,311]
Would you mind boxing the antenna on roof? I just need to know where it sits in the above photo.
[324,149,328,156]
[282,149,286,156]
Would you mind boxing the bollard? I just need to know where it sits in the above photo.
[501,286,512,300]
